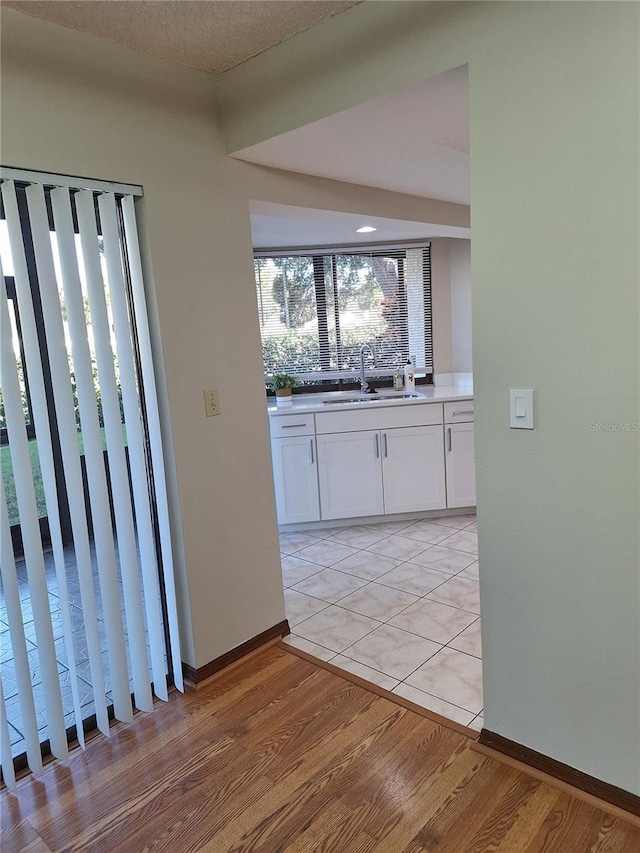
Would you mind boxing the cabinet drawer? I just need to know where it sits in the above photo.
[316,403,443,434]
[444,401,474,423]
[269,413,315,438]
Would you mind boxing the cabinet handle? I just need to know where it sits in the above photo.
[281,423,307,429]
[447,427,452,452]
[309,438,314,464]
[383,432,388,458]
[451,410,473,417]
[375,434,380,458]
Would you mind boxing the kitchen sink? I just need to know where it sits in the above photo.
[378,393,421,399]
[322,396,380,404]
[322,393,421,405]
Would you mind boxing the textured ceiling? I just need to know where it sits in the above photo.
[3,0,361,73]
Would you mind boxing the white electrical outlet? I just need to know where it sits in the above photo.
[204,388,221,417]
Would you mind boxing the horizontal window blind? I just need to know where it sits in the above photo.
[255,245,432,383]
[0,174,182,791]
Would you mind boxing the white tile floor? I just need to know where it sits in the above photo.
[280,513,483,730]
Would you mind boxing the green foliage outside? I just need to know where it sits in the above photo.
[1,424,126,527]
[262,255,394,332]
[257,253,413,379]
[0,350,125,526]
[0,438,45,525]
[267,257,315,328]
[262,321,405,377]
[1,238,129,527]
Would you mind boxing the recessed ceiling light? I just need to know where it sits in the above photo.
[356,226,377,233]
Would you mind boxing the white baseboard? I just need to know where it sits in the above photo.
[278,506,476,535]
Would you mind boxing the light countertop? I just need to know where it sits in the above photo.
[267,383,473,416]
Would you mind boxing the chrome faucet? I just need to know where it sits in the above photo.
[359,344,375,394]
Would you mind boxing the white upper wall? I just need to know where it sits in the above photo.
[218,1,479,153]
[233,64,471,205]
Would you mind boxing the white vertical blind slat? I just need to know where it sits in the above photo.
[121,196,183,692]
[98,193,165,708]
[2,179,107,741]
[17,182,110,735]
[0,675,17,792]
[2,210,88,751]
[0,479,43,775]
[24,184,115,734]
[46,186,128,728]
[0,208,69,760]
[1,265,46,774]
[73,189,134,722]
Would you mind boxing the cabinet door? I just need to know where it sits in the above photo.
[271,436,320,525]
[445,422,476,508]
[316,431,384,519]
[382,425,446,514]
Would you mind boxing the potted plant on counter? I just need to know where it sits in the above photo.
[269,373,300,406]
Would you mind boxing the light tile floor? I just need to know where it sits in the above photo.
[280,513,483,730]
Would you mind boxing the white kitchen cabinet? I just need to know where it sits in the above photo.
[316,403,446,519]
[445,420,476,509]
[316,430,384,519]
[271,434,320,524]
[382,425,446,514]
[269,397,475,526]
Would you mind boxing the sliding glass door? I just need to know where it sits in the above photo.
[0,171,183,790]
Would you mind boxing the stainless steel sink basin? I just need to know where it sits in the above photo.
[380,393,421,399]
[322,393,421,405]
[322,396,380,404]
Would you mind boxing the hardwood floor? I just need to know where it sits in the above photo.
[2,644,639,852]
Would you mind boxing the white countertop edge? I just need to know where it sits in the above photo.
[267,383,473,415]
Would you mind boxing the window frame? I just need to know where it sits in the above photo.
[255,243,433,391]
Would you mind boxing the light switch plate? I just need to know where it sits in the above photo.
[509,388,534,429]
[204,388,221,417]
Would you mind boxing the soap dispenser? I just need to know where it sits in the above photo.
[393,365,404,391]
[403,359,415,392]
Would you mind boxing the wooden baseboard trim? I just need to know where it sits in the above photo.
[279,641,478,741]
[182,620,290,689]
[477,729,640,822]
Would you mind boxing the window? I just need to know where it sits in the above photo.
[255,245,432,386]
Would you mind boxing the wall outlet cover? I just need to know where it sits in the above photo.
[204,388,221,417]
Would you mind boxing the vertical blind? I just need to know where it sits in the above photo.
[0,171,182,791]
[255,245,432,381]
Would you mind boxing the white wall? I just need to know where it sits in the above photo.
[218,1,640,793]
[430,239,453,375]
[450,240,472,374]
[431,237,473,379]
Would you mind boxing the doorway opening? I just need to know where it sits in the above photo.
[241,64,481,731]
